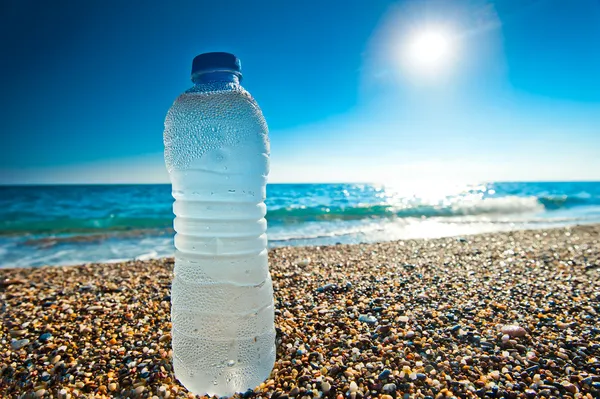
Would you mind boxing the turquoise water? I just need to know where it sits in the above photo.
[1,182,599,267]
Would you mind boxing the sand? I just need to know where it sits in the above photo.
[1,224,599,398]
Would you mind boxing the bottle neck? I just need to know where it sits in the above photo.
[192,70,241,85]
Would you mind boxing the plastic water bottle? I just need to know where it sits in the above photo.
[163,52,275,397]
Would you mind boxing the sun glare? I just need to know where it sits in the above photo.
[404,27,456,76]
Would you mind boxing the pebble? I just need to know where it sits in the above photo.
[317,283,337,292]
[321,381,331,393]
[79,283,96,291]
[382,383,396,393]
[358,314,377,324]
[349,381,358,393]
[38,332,53,342]
[9,329,27,337]
[10,338,29,350]
[378,369,391,380]
[501,324,527,337]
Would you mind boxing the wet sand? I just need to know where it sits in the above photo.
[1,224,599,398]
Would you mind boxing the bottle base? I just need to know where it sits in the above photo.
[173,346,276,397]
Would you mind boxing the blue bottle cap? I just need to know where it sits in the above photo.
[191,52,242,79]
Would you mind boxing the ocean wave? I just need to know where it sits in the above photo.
[267,196,545,223]
[537,194,597,209]
[1,192,597,236]
[0,217,174,235]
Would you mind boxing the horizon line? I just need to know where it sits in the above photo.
[1,180,600,187]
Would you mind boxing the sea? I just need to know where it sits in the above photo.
[1,182,599,268]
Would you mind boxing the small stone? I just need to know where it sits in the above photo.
[405,330,415,339]
[38,332,53,342]
[378,369,391,380]
[79,284,96,291]
[297,259,310,266]
[582,377,594,386]
[382,383,396,393]
[159,334,171,342]
[377,325,391,335]
[398,316,409,323]
[501,325,527,337]
[108,383,118,391]
[525,365,539,374]
[51,355,61,364]
[358,314,377,324]
[321,381,331,393]
[134,386,145,395]
[349,381,358,393]
[35,389,46,397]
[9,329,27,337]
[525,389,537,398]
[317,283,337,293]
[58,389,68,399]
[158,385,170,398]
[11,339,29,350]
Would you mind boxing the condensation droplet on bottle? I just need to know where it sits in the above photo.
[227,360,236,367]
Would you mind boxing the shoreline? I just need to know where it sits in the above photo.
[3,221,600,270]
[1,224,599,398]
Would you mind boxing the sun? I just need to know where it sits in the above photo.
[404,27,456,75]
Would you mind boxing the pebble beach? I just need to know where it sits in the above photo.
[1,224,599,399]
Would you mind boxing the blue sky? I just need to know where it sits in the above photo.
[1,0,599,184]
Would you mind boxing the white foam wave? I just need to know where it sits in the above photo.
[450,196,544,216]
